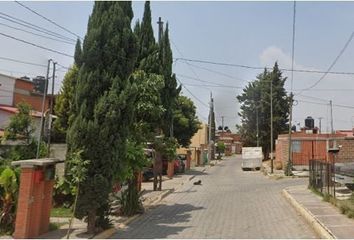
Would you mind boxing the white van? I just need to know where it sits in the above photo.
[241,147,263,170]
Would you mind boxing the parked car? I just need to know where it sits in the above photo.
[162,158,184,174]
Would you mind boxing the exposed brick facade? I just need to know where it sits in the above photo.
[13,166,54,239]
[276,132,354,167]
[13,78,49,112]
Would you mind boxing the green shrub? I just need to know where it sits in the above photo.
[0,167,18,234]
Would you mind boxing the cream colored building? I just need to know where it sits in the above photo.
[177,123,208,166]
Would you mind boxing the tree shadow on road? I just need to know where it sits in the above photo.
[113,203,205,239]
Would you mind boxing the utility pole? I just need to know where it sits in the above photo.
[270,79,274,174]
[256,106,259,147]
[157,17,164,43]
[47,62,56,157]
[221,116,224,135]
[318,117,323,134]
[330,100,334,134]
[208,92,212,163]
[286,1,296,176]
[36,59,51,159]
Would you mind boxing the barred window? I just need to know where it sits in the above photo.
[292,141,301,153]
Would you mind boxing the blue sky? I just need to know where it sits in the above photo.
[1,1,354,131]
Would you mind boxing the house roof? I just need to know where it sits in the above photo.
[336,130,354,137]
[0,105,42,118]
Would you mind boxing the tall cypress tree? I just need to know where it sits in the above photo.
[67,2,138,232]
[136,1,160,74]
[160,23,181,137]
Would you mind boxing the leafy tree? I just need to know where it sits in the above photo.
[237,62,290,159]
[173,95,201,147]
[130,70,164,142]
[67,2,138,233]
[66,150,90,238]
[118,140,147,216]
[4,102,34,143]
[123,1,165,213]
[216,141,226,159]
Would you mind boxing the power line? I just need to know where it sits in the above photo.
[175,57,354,76]
[0,12,76,42]
[176,73,242,88]
[170,39,210,92]
[15,1,83,40]
[0,32,74,58]
[183,83,241,89]
[297,99,354,110]
[178,60,247,82]
[0,55,68,73]
[297,31,354,94]
[0,56,47,68]
[0,21,75,45]
[0,68,42,77]
[176,77,209,108]
[56,63,70,70]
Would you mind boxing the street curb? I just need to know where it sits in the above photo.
[95,166,208,239]
[93,214,140,239]
[282,188,336,239]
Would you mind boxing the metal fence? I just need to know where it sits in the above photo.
[309,159,335,197]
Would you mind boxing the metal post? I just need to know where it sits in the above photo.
[221,116,224,134]
[36,59,51,159]
[318,117,323,134]
[208,92,212,163]
[47,62,56,157]
[270,79,274,174]
[330,100,334,134]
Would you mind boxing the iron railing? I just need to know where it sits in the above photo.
[309,159,335,197]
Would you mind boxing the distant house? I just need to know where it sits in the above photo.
[216,131,242,155]
[0,105,42,139]
[0,73,55,139]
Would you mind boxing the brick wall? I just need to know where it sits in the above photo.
[276,133,354,166]
[13,78,49,112]
[337,138,354,163]
[13,167,54,238]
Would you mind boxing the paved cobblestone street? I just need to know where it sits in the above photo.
[111,156,317,238]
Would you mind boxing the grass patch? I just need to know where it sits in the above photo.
[309,186,354,219]
[337,196,354,219]
[51,207,72,218]
[49,222,66,231]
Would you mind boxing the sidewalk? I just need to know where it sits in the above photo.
[283,185,354,239]
[37,162,216,239]
[262,160,309,178]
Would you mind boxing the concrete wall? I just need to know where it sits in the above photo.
[49,144,67,179]
[0,73,15,106]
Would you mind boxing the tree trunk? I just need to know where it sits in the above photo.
[87,209,96,234]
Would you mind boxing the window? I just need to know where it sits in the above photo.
[292,141,301,153]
